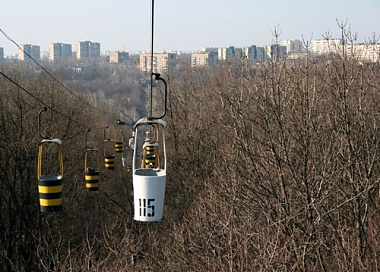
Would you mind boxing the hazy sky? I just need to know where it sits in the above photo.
[0,0,379,56]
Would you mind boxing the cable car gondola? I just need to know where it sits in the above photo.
[103,127,115,169]
[122,132,134,173]
[131,0,169,221]
[132,118,167,221]
[84,129,100,191]
[114,129,124,153]
[37,107,64,212]
[116,119,134,173]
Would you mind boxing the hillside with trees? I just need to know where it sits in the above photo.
[0,36,379,271]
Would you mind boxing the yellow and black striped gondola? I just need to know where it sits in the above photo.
[84,129,101,190]
[124,147,133,174]
[37,108,64,212]
[114,129,124,153]
[103,127,115,169]
[37,139,64,212]
[141,131,159,169]
[84,148,100,191]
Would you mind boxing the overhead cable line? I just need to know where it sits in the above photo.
[149,0,155,118]
[0,70,91,131]
[0,28,114,117]
[148,0,168,120]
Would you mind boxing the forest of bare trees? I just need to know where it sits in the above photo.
[0,33,379,271]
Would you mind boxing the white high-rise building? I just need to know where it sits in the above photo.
[343,43,380,62]
[309,39,342,55]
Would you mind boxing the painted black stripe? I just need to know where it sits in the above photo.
[85,171,100,176]
[39,192,62,199]
[38,179,62,186]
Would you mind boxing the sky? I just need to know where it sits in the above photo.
[0,0,379,56]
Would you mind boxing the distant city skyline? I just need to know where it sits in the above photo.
[0,0,379,56]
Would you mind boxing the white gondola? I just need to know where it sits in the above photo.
[132,118,167,222]
[131,0,168,222]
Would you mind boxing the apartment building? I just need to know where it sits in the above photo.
[242,45,257,60]
[110,51,129,63]
[348,43,380,62]
[49,43,72,61]
[309,39,342,55]
[140,53,176,75]
[256,47,268,61]
[234,47,244,58]
[283,39,305,54]
[19,44,40,61]
[191,51,218,67]
[265,44,287,61]
[281,38,380,62]
[202,47,218,53]
[218,46,235,61]
[76,41,101,60]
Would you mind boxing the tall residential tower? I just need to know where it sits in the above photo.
[19,44,40,61]
[76,41,101,60]
[49,43,72,61]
